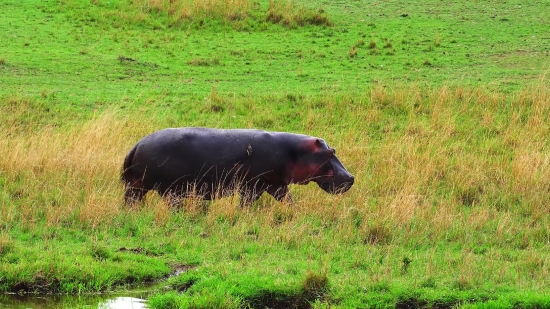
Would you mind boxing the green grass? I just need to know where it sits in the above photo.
[1,0,549,110]
[1,0,550,308]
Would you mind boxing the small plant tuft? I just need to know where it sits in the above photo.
[434,35,441,47]
[455,276,471,290]
[420,277,437,288]
[302,270,329,297]
[401,257,412,274]
[187,57,220,66]
[361,223,391,245]
[266,1,333,27]
[0,233,13,256]
[90,243,111,261]
[369,40,376,49]
[349,46,358,58]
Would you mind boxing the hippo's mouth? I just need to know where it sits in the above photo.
[315,166,353,194]
[315,162,354,194]
[318,179,353,194]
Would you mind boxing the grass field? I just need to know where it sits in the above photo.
[1,0,549,308]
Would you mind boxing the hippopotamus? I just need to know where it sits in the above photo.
[121,128,354,206]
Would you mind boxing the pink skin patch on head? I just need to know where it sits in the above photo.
[285,162,333,185]
[301,138,322,153]
[284,139,334,184]
[291,163,318,184]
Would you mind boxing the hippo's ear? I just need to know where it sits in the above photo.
[315,139,323,148]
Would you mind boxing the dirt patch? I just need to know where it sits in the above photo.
[245,291,313,309]
[117,247,159,256]
[396,297,464,309]
[170,263,199,276]
[9,275,61,294]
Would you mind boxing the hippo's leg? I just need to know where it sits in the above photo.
[161,192,181,209]
[239,187,265,207]
[124,180,148,206]
[267,185,294,203]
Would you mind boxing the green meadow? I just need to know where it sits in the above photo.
[0,0,549,308]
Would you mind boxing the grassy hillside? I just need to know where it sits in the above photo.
[1,0,549,308]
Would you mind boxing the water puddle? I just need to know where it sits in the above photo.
[1,287,156,309]
[0,264,196,309]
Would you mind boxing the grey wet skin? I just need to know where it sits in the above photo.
[122,128,354,206]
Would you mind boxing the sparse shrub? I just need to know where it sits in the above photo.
[420,277,437,288]
[90,243,111,261]
[369,40,376,49]
[302,271,328,297]
[118,55,136,63]
[401,257,412,274]
[0,58,6,66]
[455,276,471,290]
[0,233,13,256]
[229,247,245,260]
[349,46,357,58]
[253,115,275,128]
[187,57,220,66]
[271,206,293,225]
[229,49,243,56]
[348,207,362,228]
[361,223,391,245]
[434,35,441,47]
[169,273,199,292]
[134,0,250,23]
[108,0,332,30]
[205,103,225,113]
[266,1,333,27]
[286,93,297,102]
[370,281,390,292]
[458,186,483,206]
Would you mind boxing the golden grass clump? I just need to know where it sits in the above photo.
[0,112,156,229]
[0,233,14,256]
[121,0,333,28]
[266,0,333,27]
[130,0,250,23]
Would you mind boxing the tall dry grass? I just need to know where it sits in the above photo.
[0,84,548,256]
[104,0,332,28]
[131,0,251,22]
[0,112,156,230]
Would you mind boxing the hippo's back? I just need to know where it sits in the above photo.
[123,128,290,194]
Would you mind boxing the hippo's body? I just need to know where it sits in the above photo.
[122,128,354,206]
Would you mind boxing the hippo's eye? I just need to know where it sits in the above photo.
[328,149,335,157]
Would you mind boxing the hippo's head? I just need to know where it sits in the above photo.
[287,138,354,194]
